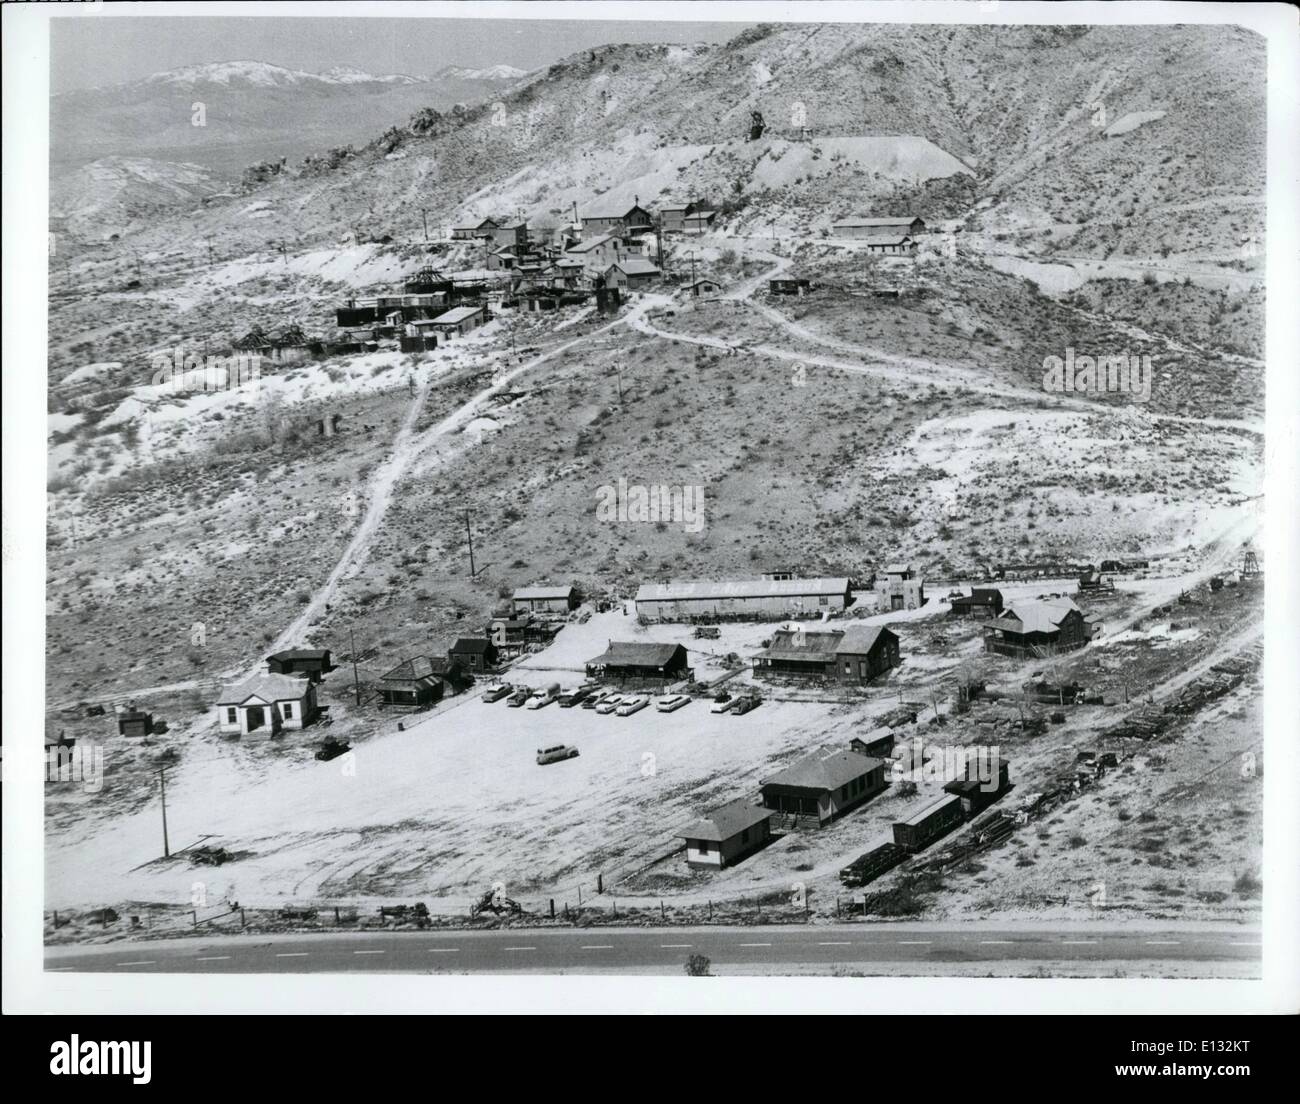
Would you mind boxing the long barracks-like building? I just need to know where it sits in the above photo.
[634,577,853,623]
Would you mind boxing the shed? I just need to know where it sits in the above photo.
[266,648,332,682]
[378,656,445,711]
[116,709,155,738]
[512,585,578,615]
[216,673,317,737]
[950,588,1004,619]
[677,800,773,868]
[448,637,499,673]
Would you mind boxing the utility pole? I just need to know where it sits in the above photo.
[421,209,429,242]
[157,767,170,858]
[465,510,477,578]
[350,626,362,707]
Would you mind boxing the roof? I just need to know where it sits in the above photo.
[586,641,686,668]
[217,673,312,706]
[755,629,843,663]
[953,588,1002,606]
[380,656,439,681]
[566,234,618,253]
[683,209,717,220]
[991,598,1081,635]
[582,205,647,220]
[118,709,152,722]
[684,278,721,289]
[636,577,850,603]
[899,794,962,826]
[832,216,922,228]
[431,306,485,325]
[607,258,661,276]
[268,649,329,662]
[883,563,914,576]
[450,637,493,654]
[514,585,575,600]
[866,235,913,246]
[834,624,893,656]
[762,750,882,793]
[677,799,772,843]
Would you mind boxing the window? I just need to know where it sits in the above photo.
[860,661,868,678]
[843,662,851,675]
[226,708,236,724]
[819,596,829,606]
[283,702,294,719]
[698,840,710,854]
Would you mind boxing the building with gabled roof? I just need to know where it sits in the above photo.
[603,258,662,290]
[266,648,332,682]
[635,577,852,622]
[950,588,1004,619]
[585,641,691,686]
[216,673,317,737]
[832,216,926,238]
[984,597,1087,658]
[512,585,579,614]
[677,799,773,868]
[760,749,887,826]
[753,624,899,684]
[448,637,499,673]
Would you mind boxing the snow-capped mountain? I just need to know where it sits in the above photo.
[433,64,529,81]
[140,60,426,89]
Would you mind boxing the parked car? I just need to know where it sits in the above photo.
[536,744,579,765]
[731,695,762,716]
[616,695,649,717]
[580,689,611,710]
[594,694,625,715]
[526,683,561,710]
[506,687,533,708]
[655,694,690,713]
[481,683,512,703]
[710,694,737,714]
[559,685,596,708]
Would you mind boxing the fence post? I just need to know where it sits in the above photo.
[192,910,197,927]
[660,900,665,921]
[240,908,246,927]
[549,898,555,919]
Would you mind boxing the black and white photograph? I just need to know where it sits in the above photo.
[4,0,1298,1028]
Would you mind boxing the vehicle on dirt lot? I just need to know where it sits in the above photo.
[481,684,512,703]
[506,687,533,708]
[655,694,690,713]
[559,685,596,708]
[731,695,762,715]
[536,744,580,765]
[616,695,649,717]
[580,689,611,710]
[711,694,737,713]
[526,683,561,709]
[594,694,626,715]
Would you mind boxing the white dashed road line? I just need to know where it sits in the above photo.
[353,950,385,955]
[275,952,309,958]
[1145,941,1181,946]
[897,941,931,946]
[1061,941,1098,945]
[427,948,459,954]
[660,944,692,949]
[116,961,155,967]
[197,955,232,961]
[737,942,772,947]
[580,945,613,950]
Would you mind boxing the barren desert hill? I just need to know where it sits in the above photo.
[74,23,1263,261]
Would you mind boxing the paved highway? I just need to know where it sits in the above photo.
[45,924,1261,974]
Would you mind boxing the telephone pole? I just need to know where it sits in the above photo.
[156,767,170,858]
[421,209,429,242]
[350,626,362,707]
[465,510,477,578]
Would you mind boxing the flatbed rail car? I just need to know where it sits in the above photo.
[839,842,909,888]
[892,794,965,852]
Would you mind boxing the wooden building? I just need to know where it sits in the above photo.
[849,726,896,759]
[448,637,499,673]
[266,648,332,682]
[681,208,718,234]
[428,305,488,337]
[585,642,691,686]
[831,625,901,684]
[580,203,653,235]
[116,709,154,738]
[769,277,813,296]
[864,235,918,256]
[892,794,964,851]
[760,749,886,827]
[682,278,723,298]
[950,588,1004,619]
[677,800,773,868]
[603,258,662,291]
[566,233,630,276]
[377,656,446,711]
[831,216,926,240]
[216,674,317,737]
[512,585,578,615]
[451,217,499,241]
[983,598,1088,659]
[635,577,852,622]
[753,625,899,684]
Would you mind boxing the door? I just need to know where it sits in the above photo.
[245,705,265,733]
